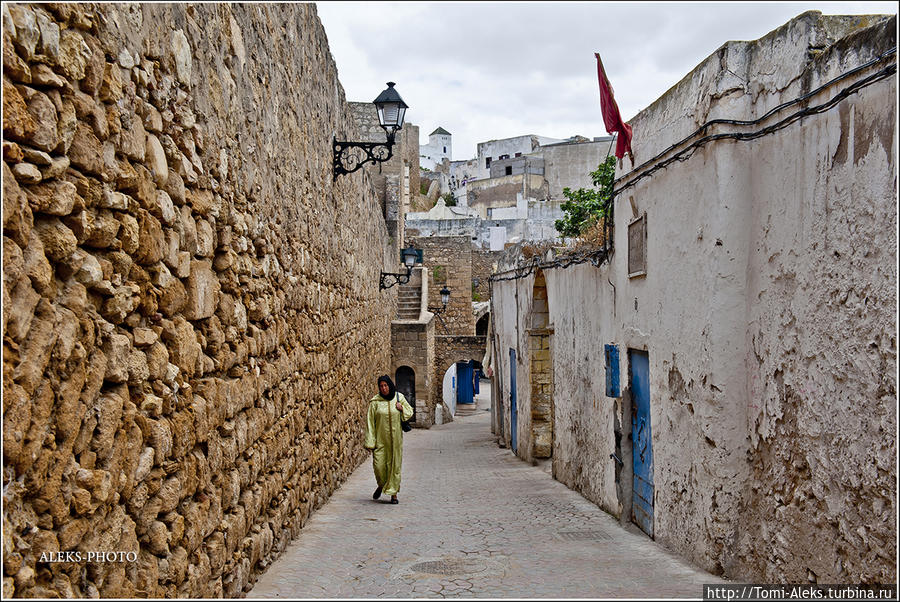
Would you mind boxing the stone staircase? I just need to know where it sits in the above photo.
[455,403,479,417]
[397,284,421,320]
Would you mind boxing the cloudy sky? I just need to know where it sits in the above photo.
[316,2,897,161]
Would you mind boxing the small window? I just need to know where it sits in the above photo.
[499,154,509,160]
[485,157,492,168]
[443,146,447,153]
[515,152,522,158]
[628,213,647,277]
[505,166,512,176]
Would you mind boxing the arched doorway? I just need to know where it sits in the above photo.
[528,270,553,459]
[475,313,490,336]
[395,366,416,424]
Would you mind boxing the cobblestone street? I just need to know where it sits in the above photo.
[249,388,724,598]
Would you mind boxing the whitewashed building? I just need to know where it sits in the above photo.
[420,127,452,170]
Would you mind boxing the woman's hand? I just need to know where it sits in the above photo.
[395,402,402,411]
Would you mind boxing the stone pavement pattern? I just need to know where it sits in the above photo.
[249,393,725,598]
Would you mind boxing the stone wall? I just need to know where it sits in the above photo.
[409,235,475,336]
[3,3,395,597]
[489,12,896,583]
[471,249,502,304]
[390,319,435,428]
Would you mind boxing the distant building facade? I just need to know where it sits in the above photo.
[420,127,452,170]
[417,134,615,248]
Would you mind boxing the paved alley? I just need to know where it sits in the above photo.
[249,391,725,598]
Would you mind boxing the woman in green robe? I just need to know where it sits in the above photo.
[364,375,414,504]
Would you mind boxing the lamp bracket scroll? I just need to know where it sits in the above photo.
[379,246,421,291]
[379,266,412,291]
[333,137,395,180]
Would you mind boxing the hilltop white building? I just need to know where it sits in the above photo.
[419,127,452,170]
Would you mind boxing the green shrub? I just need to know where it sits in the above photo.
[555,156,615,238]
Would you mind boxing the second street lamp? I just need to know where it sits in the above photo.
[380,246,421,290]
[429,286,451,333]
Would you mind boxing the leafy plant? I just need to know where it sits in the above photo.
[440,192,457,207]
[554,155,615,238]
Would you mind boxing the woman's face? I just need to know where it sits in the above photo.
[379,381,390,397]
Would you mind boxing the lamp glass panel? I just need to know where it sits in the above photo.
[380,104,399,126]
[402,248,417,267]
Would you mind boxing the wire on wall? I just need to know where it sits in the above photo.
[613,47,896,196]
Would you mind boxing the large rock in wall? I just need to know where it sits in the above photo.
[3,3,393,597]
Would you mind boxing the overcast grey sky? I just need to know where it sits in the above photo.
[316,2,897,161]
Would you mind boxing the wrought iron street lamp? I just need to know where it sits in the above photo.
[333,82,409,180]
[380,246,420,290]
[429,286,451,333]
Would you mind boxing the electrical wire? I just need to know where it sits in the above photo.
[489,245,611,282]
[613,47,896,195]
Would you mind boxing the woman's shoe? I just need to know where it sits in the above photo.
[373,486,382,500]
[390,496,398,504]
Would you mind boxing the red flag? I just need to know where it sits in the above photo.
[595,53,633,160]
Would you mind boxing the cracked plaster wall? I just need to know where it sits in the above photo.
[489,11,895,583]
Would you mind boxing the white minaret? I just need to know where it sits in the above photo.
[428,127,452,163]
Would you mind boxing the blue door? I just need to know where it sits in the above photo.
[630,350,653,538]
[509,349,517,453]
[457,361,474,404]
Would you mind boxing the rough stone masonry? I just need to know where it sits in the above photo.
[3,3,396,597]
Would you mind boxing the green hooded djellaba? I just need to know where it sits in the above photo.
[364,376,414,497]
